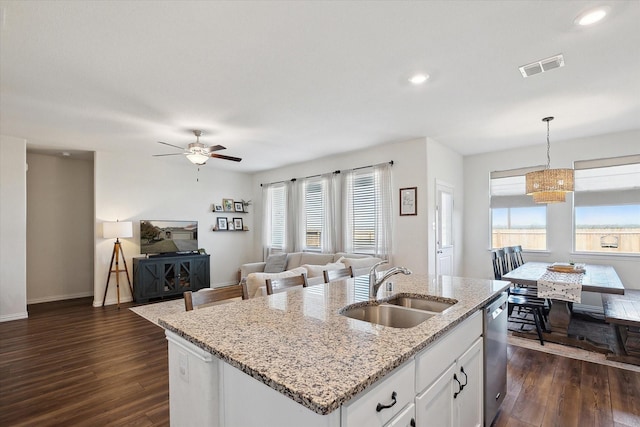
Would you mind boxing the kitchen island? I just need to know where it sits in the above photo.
[159,274,509,426]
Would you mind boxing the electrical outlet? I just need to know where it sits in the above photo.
[179,352,189,383]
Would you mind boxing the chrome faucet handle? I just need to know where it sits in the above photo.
[369,260,388,277]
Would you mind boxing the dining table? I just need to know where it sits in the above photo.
[502,261,625,353]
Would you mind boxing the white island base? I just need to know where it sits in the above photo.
[166,310,483,427]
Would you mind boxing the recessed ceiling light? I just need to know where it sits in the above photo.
[575,6,610,26]
[409,74,429,85]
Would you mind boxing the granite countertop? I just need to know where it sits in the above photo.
[159,274,509,415]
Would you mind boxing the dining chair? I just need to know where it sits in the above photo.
[491,249,508,280]
[184,283,249,311]
[323,266,354,283]
[507,294,549,345]
[265,273,308,295]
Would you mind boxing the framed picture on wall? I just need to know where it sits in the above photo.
[234,202,244,212]
[216,217,228,230]
[233,217,243,231]
[400,187,417,216]
[223,199,234,211]
[214,205,223,212]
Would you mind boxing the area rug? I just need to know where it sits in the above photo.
[129,298,185,327]
[130,298,640,373]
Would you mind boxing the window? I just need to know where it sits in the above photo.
[268,184,286,253]
[490,167,547,250]
[574,155,640,254]
[303,178,323,251]
[344,163,393,257]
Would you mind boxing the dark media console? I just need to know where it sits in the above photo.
[133,253,210,303]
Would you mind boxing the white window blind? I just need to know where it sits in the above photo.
[270,184,286,253]
[304,179,323,250]
[352,171,376,253]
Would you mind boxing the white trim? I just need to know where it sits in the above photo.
[27,291,93,305]
[0,311,28,322]
[574,154,640,170]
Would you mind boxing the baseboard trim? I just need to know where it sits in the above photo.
[0,311,29,322]
[28,291,93,305]
[93,296,134,307]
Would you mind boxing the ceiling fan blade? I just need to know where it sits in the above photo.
[211,153,242,162]
[208,144,226,152]
[152,153,186,157]
[157,141,186,150]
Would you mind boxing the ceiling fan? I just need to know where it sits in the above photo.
[153,130,242,165]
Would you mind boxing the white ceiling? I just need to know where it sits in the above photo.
[1,1,639,172]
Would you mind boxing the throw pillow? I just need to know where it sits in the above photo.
[301,262,346,278]
[342,257,384,270]
[246,266,308,298]
[264,253,288,273]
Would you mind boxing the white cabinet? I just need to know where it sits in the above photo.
[166,310,484,427]
[342,359,415,427]
[414,312,483,427]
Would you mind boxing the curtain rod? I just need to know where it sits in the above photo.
[260,160,393,187]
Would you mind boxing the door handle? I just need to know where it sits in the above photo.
[459,366,468,388]
[453,374,462,399]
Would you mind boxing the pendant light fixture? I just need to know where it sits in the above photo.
[525,117,574,203]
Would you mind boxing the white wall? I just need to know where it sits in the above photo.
[463,130,640,295]
[26,153,94,303]
[0,135,28,321]
[250,138,463,275]
[94,152,254,306]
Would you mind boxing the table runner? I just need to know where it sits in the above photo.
[538,270,585,303]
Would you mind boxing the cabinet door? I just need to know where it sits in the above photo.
[415,363,455,427]
[454,338,483,427]
[190,256,209,290]
[136,261,162,299]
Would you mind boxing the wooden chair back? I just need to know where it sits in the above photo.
[491,249,507,280]
[503,246,516,273]
[512,245,524,267]
[184,283,249,311]
[265,273,308,295]
[323,266,354,283]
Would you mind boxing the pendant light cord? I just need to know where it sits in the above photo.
[543,116,554,170]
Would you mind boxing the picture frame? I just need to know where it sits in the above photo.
[216,217,228,230]
[223,199,234,212]
[234,202,244,212]
[233,217,243,231]
[214,204,223,212]
[399,187,417,216]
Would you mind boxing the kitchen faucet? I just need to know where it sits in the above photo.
[368,260,412,298]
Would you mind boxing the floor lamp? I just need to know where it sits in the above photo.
[102,221,133,308]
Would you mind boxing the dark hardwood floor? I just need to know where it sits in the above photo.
[0,298,169,426]
[1,298,639,426]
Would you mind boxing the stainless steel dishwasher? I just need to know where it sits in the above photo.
[484,292,508,427]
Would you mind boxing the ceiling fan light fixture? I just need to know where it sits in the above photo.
[186,152,209,165]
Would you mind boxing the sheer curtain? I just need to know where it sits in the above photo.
[373,162,393,261]
[341,169,355,254]
[321,173,338,253]
[287,179,304,252]
[261,184,274,260]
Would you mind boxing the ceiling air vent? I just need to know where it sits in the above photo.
[519,54,565,78]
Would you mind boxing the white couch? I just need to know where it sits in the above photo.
[241,252,383,298]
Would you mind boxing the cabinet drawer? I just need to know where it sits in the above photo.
[384,403,415,427]
[342,359,415,427]
[415,311,481,393]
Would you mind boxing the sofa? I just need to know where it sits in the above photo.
[241,252,384,298]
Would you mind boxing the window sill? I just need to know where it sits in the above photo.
[569,251,639,260]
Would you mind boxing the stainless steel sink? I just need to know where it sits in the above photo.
[340,303,434,328]
[385,296,456,313]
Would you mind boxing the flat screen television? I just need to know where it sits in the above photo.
[140,220,198,255]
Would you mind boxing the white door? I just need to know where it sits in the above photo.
[435,181,454,276]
